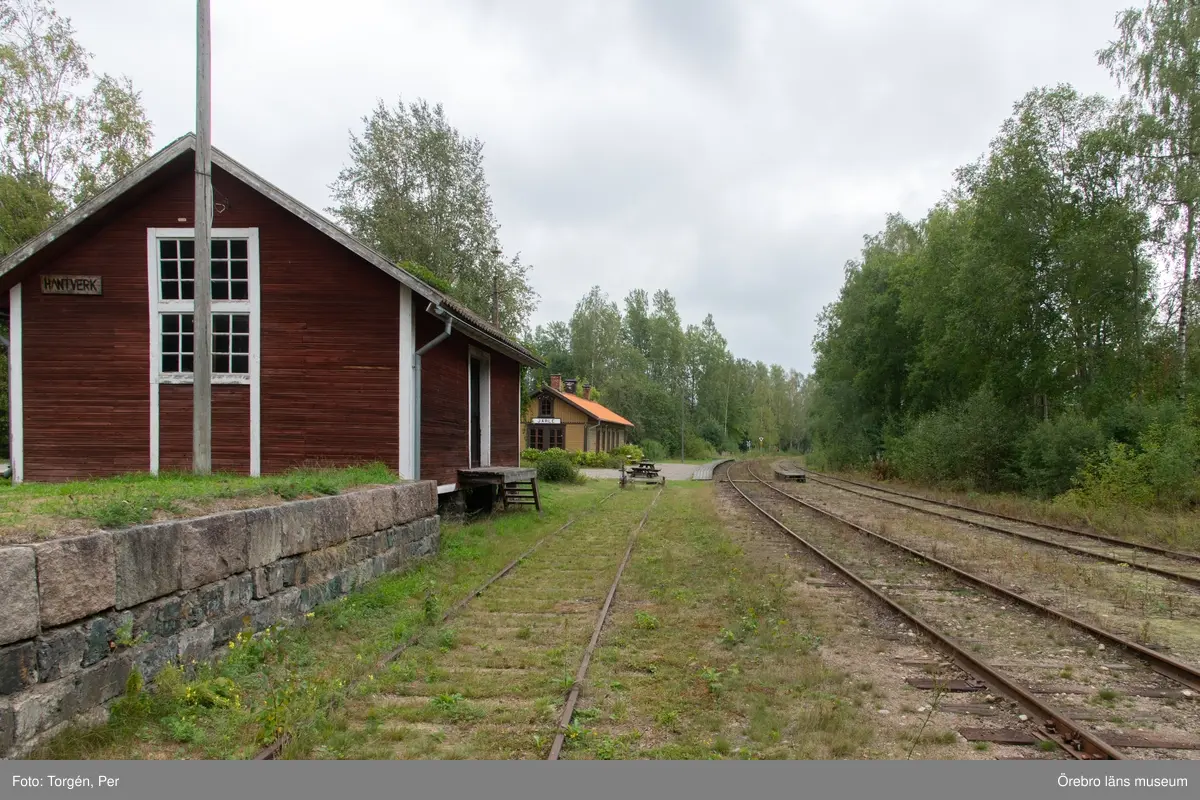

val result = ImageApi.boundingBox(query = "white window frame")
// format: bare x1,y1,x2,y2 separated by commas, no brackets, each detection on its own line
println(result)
467,345,492,468
147,227,261,475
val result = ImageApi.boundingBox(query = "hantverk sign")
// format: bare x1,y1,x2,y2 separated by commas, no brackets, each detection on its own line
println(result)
41,275,102,295
531,418,561,425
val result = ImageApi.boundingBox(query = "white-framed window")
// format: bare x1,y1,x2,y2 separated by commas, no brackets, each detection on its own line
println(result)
149,229,259,385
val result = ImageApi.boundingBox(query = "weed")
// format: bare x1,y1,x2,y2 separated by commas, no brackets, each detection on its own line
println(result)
437,628,457,652
974,741,989,752
713,737,732,756
700,666,724,696
634,610,660,631
1038,739,1058,752
516,626,532,640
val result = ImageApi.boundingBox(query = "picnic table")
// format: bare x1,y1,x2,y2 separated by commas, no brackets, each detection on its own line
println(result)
620,460,665,487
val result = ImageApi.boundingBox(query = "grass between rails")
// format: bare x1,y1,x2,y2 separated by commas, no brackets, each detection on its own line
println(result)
29,481,609,760
325,483,879,760
560,484,878,760
0,463,399,543
810,464,1200,555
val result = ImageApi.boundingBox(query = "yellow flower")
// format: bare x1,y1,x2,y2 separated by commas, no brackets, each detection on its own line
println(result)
229,642,235,649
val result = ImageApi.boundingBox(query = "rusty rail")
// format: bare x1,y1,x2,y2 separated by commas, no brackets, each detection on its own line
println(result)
747,465,1200,694
803,467,1200,566
802,472,1200,591
548,488,663,761
724,462,1122,760
254,490,621,761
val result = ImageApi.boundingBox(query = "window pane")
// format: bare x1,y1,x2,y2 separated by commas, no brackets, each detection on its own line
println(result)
212,282,229,301
181,281,194,300
180,240,194,258
180,260,194,281
213,314,229,333
181,334,193,353
232,334,249,353
163,354,179,372
213,334,230,353
161,261,178,280
163,334,179,353
160,240,178,259
213,354,230,373
181,314,194,333
231,240,248,259
212,261,228,279
182,355,194,372
231,261,247,280
231,354,249,374
231,314,249,334
161,282,178,301
162,314,179,334
231,282,248,300
212,239,228,259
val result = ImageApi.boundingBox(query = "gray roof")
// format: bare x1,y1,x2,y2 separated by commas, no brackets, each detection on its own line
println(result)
0,133,543,368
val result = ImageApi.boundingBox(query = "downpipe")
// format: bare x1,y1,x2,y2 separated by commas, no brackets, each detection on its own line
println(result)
413,303,453,482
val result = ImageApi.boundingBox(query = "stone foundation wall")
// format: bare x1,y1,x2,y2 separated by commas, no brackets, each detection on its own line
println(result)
0,481,440,758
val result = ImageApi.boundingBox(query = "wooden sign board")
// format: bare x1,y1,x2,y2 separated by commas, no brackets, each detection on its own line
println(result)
41,275,102,296
531,418,561,425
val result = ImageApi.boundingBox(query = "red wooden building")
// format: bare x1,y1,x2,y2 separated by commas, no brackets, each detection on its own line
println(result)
0,134,543,495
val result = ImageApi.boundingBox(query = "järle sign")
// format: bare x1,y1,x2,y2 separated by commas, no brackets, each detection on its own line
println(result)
41,275,102,295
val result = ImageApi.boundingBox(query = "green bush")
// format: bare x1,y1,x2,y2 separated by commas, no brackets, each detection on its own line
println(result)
1017,413,1104,498
887,384,1017,491
610,443,644,464
640,439,668,461
683,434,717,461
536,448,581,483
520,448,542,464
1061,417,1200,511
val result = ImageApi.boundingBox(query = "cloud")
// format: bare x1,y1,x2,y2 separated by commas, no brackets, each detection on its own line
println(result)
58,0,1132,374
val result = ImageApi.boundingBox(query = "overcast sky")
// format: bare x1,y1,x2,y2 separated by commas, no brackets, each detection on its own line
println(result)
60,0,1134,374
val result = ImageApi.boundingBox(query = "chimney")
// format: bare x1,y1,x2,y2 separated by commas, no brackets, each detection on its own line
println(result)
563,378,578,395
550,374,562,391
582,384,592,401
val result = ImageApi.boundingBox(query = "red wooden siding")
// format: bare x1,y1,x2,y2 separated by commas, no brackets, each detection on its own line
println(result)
10,149,526,483
15,166,196,482
158,385,250,473
417,311,468,486
490,354,520,466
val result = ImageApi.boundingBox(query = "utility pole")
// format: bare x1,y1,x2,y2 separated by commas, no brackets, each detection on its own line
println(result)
193,0,213,475
680,377,685,462
492,272,499,327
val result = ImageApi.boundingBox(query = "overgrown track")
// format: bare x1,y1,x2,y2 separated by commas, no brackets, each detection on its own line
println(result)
724,460,1200,759
548,487,663,761
803,468,1200,569
254,489,622,761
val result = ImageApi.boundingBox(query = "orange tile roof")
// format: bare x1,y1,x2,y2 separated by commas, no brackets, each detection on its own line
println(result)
548,388,634,427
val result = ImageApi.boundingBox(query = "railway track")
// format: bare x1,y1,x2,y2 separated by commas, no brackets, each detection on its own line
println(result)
803,467,1200,570
254,488,625,760
322,486,662,760
721,460,1200,760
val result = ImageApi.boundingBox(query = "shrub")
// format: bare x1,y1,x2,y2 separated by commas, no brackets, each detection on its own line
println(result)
1061,417,1200,511
536,448,581,483
610,443,644,464
640,439,668,461
1017,413,1104,498
887,384,1017,491
683,434,717,461
521,448,542,465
